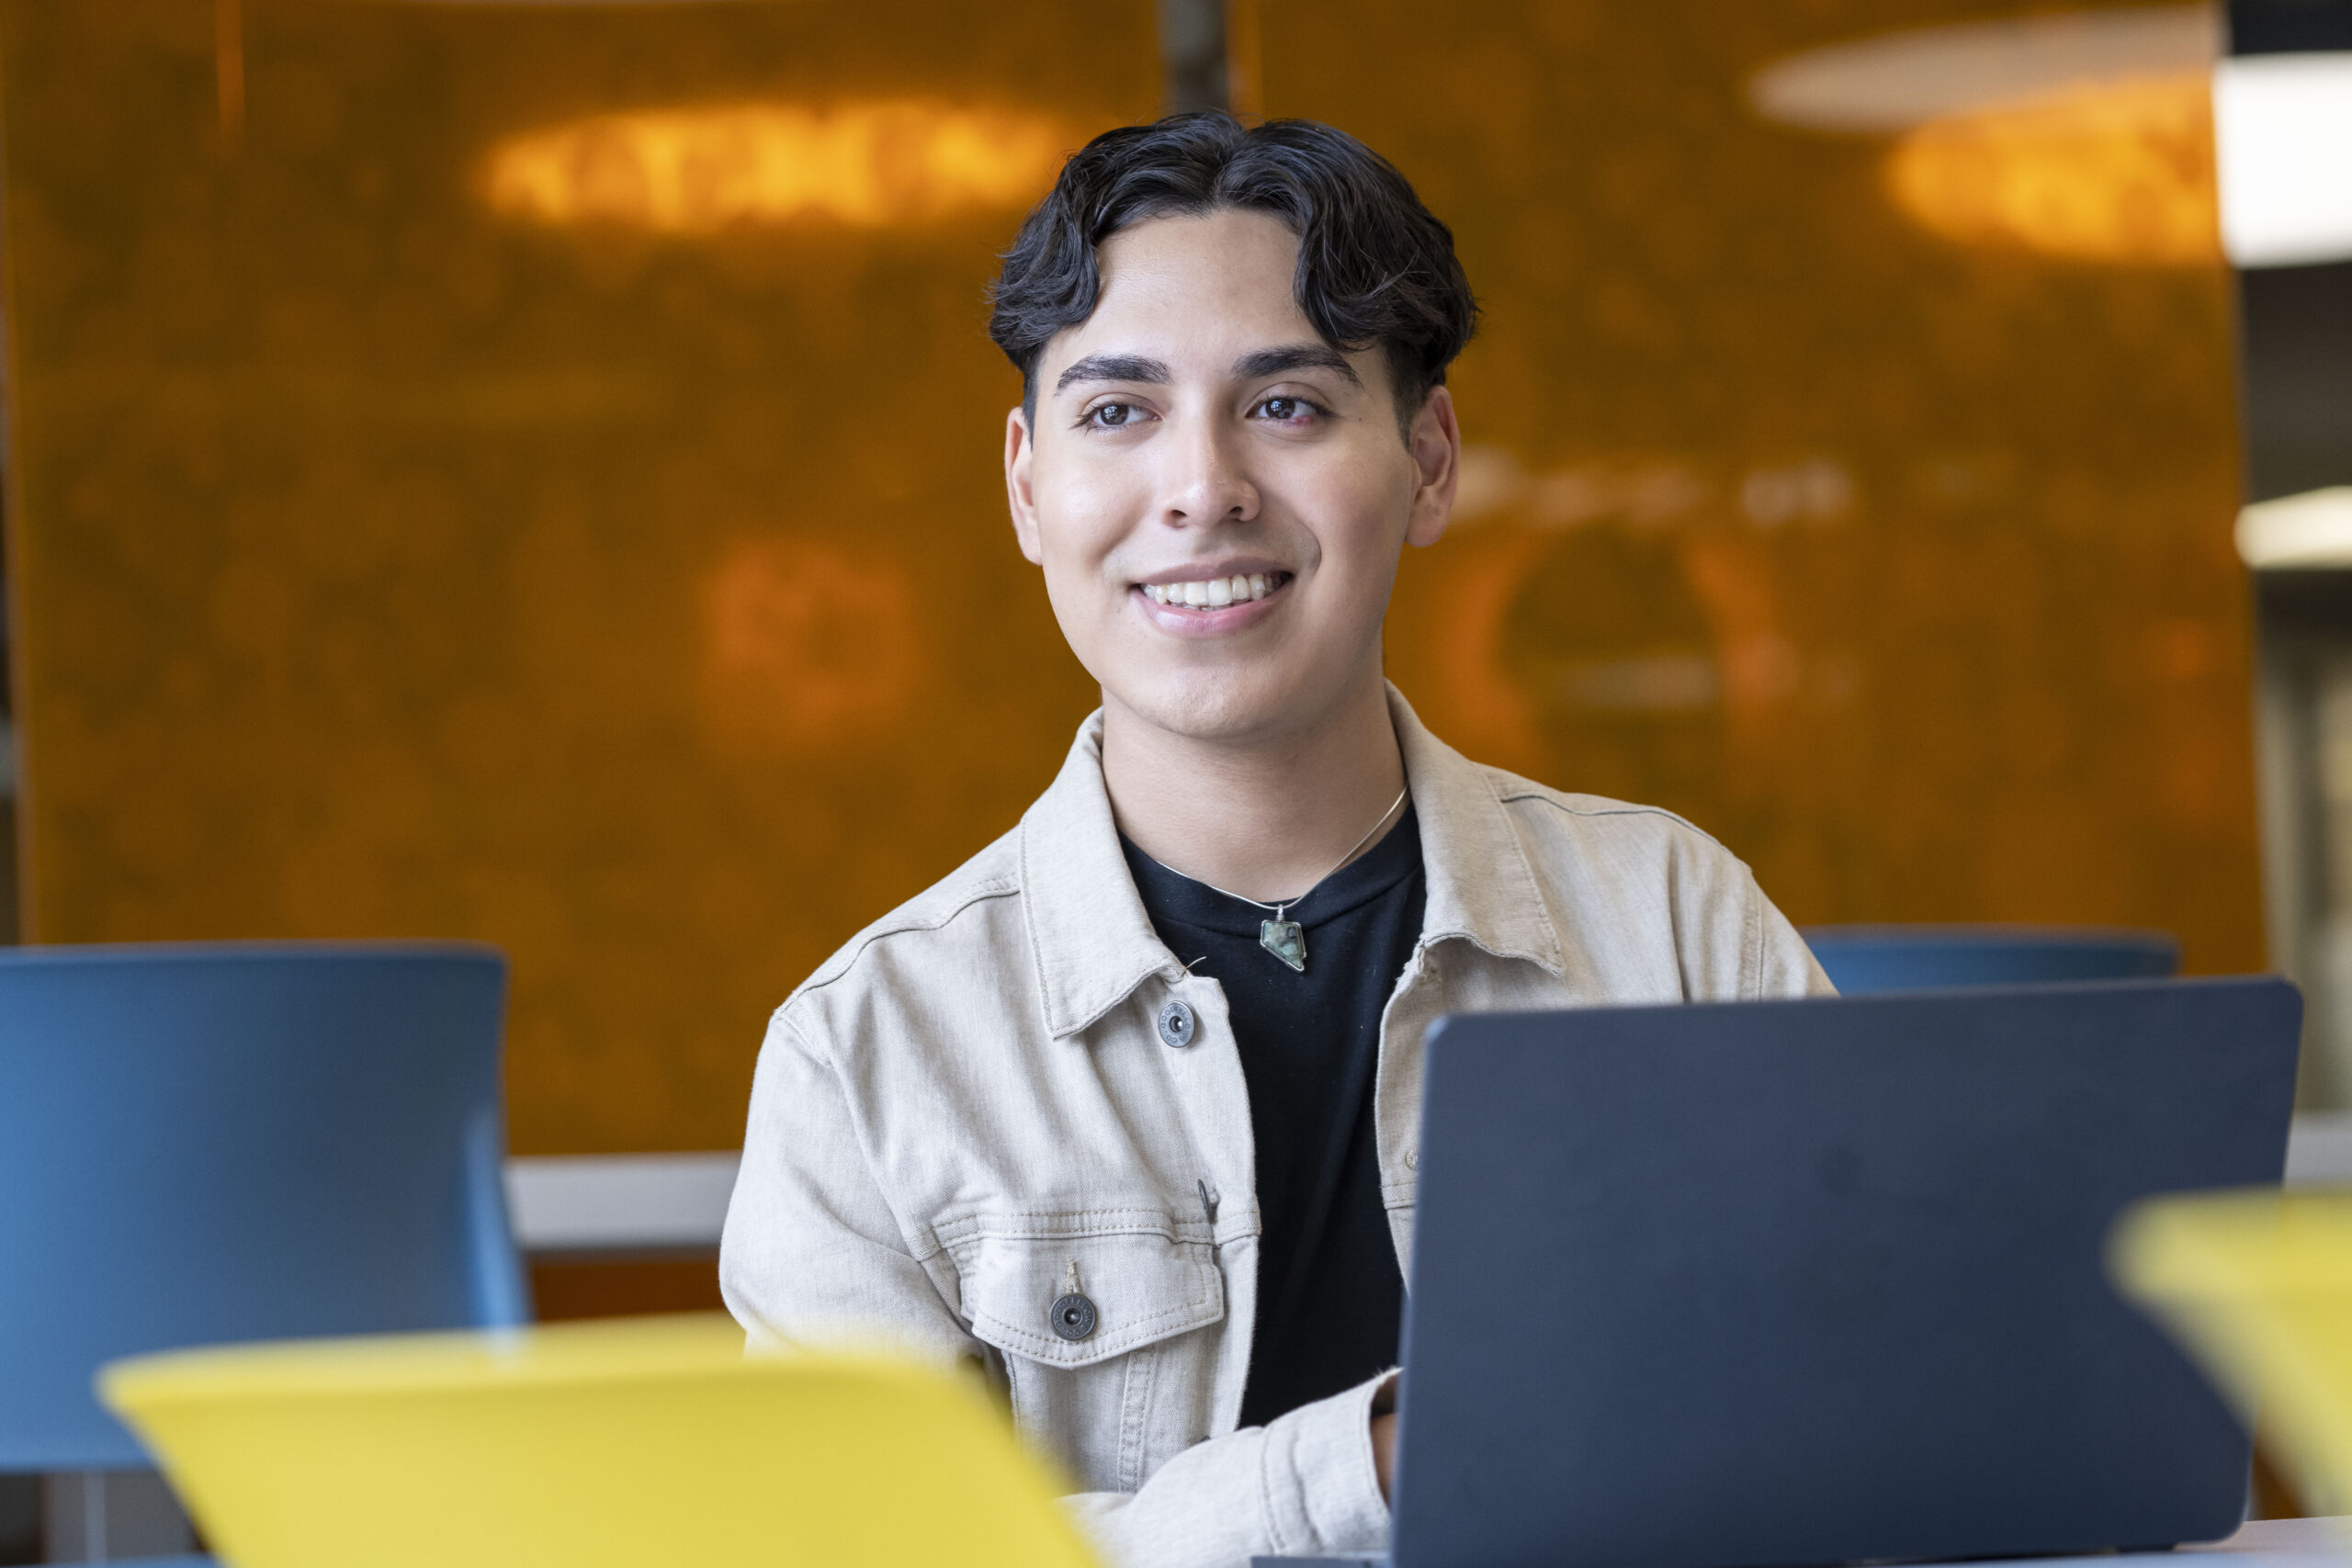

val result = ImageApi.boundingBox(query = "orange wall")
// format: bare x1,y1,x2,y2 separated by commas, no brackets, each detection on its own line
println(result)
1254,0,2264,973
0,1,1148,1152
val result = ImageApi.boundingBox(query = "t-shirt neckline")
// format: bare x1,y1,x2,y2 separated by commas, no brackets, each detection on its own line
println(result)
1119,804,1423,942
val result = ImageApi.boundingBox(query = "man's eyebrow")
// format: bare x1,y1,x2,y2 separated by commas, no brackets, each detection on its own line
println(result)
1055,353,1171,392
1233,344,1362,386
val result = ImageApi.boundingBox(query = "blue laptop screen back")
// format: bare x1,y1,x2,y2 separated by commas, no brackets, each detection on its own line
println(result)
1391,979,2300,1568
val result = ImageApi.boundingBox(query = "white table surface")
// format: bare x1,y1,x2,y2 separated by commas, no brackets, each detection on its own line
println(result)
503,1112,2352,1257
503,1150,739,1256
2194,1517,2349,1555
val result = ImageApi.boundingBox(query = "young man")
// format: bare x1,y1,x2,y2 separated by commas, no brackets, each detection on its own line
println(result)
721,115,1830,1568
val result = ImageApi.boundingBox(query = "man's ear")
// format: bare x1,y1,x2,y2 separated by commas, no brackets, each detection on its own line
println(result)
1005,403,1046,566
1405,385,1461,549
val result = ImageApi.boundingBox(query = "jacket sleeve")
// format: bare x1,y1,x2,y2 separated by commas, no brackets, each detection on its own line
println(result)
1749,869,1838,999
720,1008,974,1365
1651,828,1834,1004
1064,1371,1390,1568
719,1008,1391,1568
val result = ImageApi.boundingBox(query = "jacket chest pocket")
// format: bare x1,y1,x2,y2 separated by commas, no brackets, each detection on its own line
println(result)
949,1224,1226,1494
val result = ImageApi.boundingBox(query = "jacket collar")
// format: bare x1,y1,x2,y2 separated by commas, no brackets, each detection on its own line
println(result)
1017,686,1564,1040
1018,715,1182,1040
1388,686,1566,977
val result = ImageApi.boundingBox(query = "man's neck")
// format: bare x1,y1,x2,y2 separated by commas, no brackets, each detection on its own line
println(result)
1101,671,1409,905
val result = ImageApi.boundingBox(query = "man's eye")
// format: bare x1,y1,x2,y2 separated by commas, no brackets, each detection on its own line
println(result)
1258,396,1317,423
1087,402,1136,428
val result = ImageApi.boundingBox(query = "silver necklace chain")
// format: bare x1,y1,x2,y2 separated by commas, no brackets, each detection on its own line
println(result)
1194,785,1409,921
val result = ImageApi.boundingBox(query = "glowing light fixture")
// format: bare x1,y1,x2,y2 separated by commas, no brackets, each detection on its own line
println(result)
1752,6,2225,266
1884,73,2219,266
486,100,1072,232
2214,53,2352,267
2237,488,2352,570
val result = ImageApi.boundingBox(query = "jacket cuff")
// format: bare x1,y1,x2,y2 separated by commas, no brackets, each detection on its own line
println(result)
1257,1371,1394,1558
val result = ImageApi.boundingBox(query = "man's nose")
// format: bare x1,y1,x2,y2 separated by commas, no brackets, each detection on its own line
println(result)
1157,413,1258,528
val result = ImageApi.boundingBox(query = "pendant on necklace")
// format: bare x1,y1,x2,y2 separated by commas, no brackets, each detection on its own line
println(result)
1260,917,1307,973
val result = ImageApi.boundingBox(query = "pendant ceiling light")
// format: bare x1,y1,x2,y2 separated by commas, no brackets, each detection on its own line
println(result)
1749,6,2220,133
1749,4,2352,270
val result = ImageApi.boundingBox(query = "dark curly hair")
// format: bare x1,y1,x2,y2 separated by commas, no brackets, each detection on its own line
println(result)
989,113,1477,440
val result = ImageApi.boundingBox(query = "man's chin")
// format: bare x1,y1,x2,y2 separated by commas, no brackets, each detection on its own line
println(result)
1104,672,1329,747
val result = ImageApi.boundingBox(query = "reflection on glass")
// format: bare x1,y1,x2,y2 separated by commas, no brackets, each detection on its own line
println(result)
486,100,1075,231
700,535,924,754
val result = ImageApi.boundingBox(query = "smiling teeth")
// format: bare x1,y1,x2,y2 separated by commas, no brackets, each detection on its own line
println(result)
1145,573,1274,608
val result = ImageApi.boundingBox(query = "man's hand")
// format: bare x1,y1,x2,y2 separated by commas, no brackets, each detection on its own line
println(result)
1372,1412,1399,1500
1370,1372,1401,1501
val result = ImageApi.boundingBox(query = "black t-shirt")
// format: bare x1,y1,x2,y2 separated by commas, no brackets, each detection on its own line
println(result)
1120,807,1425,1427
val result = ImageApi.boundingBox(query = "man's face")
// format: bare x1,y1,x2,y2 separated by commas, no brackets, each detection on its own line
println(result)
1004,208,1458,748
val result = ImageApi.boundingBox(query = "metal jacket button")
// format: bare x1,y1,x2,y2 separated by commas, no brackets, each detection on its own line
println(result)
1050,1292,1098,1340
1157,999,1197,1049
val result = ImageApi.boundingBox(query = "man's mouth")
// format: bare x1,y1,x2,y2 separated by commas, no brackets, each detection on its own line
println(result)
1139,571,1291,609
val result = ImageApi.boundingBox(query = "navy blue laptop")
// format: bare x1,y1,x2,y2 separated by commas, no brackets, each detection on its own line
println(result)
1256,978,2301,1568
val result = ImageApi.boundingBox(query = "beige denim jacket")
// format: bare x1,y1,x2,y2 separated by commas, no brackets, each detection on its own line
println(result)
720,688,1832,1568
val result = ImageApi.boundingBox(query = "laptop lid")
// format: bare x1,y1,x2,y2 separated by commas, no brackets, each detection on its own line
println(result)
1389,978,2301,1568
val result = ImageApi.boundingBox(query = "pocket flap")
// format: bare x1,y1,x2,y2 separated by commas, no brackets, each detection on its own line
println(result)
957,1227,1225,1370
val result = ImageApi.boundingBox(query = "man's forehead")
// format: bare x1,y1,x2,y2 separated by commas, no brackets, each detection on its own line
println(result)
1095,206,1300,289
1040,213,1312,366
1030,209,1394,403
